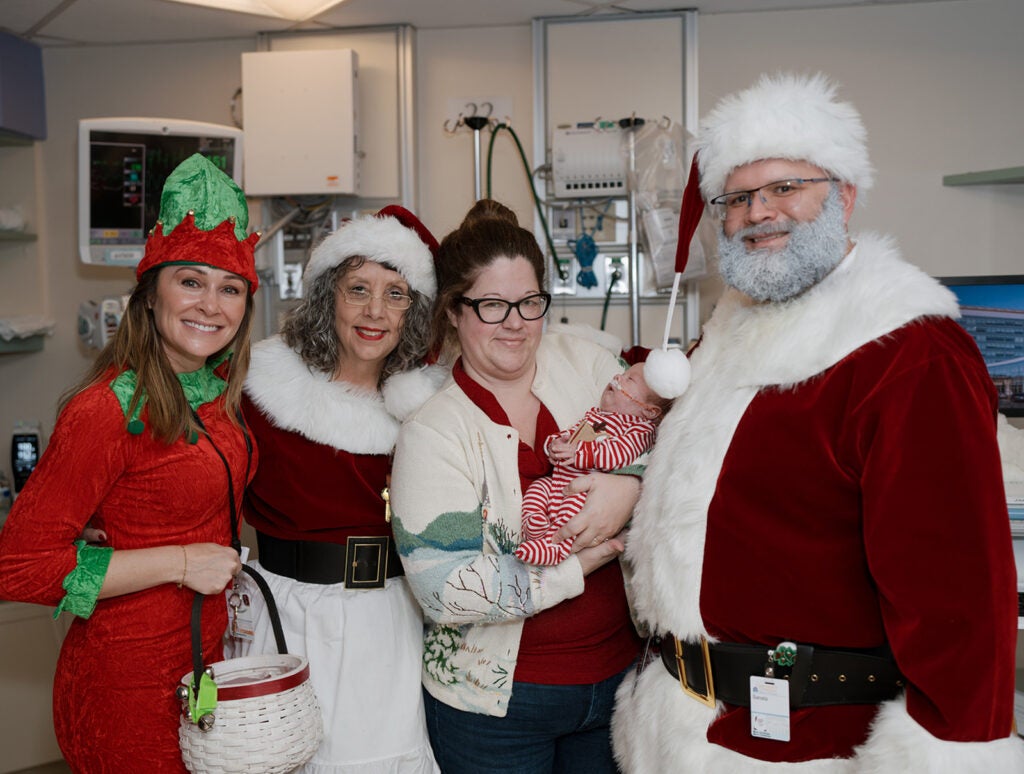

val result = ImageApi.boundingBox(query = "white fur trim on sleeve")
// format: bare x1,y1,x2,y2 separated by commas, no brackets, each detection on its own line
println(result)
382,364,449,422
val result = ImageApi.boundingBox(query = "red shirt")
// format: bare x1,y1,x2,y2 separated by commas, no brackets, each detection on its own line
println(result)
452,360,641,684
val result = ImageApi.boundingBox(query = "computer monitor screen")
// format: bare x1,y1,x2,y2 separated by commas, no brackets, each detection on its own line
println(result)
78,117,243,266
939,275,1024,417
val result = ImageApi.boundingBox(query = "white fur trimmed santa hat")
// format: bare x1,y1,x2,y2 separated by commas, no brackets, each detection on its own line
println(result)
304,204,438,299
695,71,874,201
648,72,874,402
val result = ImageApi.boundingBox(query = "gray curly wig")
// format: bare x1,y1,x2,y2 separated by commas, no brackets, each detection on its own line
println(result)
281,256,432,387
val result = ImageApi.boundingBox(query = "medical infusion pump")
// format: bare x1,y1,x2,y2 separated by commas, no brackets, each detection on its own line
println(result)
78,296,128,350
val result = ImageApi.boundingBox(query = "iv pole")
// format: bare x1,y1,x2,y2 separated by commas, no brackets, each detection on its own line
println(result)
444,102,494,202
465,115,489,201
620,115,645,349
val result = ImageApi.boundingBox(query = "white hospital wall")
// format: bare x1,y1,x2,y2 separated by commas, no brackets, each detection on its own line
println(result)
3,0,1024,486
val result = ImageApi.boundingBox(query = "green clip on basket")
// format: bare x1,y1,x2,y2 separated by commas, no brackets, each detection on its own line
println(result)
177,565,323,774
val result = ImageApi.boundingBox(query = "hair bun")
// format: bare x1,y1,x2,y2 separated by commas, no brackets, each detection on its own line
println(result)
461,198,519,228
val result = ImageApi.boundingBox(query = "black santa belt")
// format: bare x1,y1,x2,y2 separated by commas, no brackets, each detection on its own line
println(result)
256,531,403,588
660,635,905,709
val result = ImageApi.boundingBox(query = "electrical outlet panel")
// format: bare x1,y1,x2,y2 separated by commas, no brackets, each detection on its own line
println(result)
604,256,629,294
551,207,577,242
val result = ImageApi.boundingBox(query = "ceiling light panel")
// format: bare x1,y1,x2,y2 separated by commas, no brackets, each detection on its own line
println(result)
163,0,346,22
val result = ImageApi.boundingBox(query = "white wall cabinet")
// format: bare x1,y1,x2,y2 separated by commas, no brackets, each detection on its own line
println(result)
0,603,65,772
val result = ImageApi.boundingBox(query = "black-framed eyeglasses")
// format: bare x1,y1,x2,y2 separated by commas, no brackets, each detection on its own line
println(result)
709,177,839,217
341,286,413,310
457,293,552,324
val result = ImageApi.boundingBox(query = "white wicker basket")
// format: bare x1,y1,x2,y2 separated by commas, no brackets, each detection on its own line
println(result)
178,565,323,773
178,652,323,774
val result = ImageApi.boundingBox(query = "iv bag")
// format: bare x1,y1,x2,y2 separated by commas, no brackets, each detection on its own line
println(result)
635,122,706,288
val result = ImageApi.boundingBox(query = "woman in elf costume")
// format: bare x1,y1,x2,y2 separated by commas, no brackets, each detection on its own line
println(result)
0,154,259,771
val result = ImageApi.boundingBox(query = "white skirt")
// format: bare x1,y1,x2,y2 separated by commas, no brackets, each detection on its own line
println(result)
225,561,438,774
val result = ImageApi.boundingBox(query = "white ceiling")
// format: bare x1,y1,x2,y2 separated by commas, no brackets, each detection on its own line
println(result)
2,0,954,47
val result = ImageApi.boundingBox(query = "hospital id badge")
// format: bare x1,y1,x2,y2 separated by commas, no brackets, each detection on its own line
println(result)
227,550,255,642
749,675,790,742
227,585,255,641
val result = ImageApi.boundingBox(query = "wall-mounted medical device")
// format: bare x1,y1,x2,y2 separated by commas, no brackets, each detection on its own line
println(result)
77,117,243,267
77,296,128,350
11,421,42,495
551,125,627,199
241,48,360,196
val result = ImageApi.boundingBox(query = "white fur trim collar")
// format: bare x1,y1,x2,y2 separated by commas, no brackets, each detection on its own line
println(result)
626,234,959,637
244,335,399,454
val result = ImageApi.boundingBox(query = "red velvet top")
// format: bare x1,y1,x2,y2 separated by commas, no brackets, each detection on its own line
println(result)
241,393,391,542
452,360,641,684
700,318,1017,761
0,379,252,771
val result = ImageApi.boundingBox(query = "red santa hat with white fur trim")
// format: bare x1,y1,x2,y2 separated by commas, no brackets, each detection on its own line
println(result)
304,204,439,299
648,73,873,402
305,205,445,421
695,71,873,202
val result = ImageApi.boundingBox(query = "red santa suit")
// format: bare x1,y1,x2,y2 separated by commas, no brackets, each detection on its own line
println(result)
613,234,1024,772
231,334,438,773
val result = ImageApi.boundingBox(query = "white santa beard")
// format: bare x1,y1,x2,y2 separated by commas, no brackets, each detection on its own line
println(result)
717,187,848,303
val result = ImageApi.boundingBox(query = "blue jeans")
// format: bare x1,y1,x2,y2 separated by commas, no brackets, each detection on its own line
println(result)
423,666,629,774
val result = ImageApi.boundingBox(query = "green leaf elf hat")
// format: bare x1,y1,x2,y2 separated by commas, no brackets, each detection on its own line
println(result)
135,153,260,293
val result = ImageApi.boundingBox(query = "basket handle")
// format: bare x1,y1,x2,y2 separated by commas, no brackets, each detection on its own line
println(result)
189,564,289,698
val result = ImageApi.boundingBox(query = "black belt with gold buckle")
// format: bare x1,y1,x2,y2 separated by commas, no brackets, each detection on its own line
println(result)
256,531,403,588
659,635,904,709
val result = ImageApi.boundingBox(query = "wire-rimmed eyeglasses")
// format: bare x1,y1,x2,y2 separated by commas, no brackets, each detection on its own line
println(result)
340,287,413,310
709,177,838,219
457,293,552,324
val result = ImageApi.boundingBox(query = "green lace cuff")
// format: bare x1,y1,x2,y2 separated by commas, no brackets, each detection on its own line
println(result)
54,541,113,620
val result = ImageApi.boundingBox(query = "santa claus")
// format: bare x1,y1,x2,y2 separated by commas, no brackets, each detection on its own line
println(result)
612,72,1024,773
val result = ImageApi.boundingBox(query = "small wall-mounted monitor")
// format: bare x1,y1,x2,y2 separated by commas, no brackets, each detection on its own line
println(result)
939,274,1024,417
78,117,243,266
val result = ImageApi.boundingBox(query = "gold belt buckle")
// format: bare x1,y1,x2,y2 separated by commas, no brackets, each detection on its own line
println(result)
344,536,389,589
674,636,716,707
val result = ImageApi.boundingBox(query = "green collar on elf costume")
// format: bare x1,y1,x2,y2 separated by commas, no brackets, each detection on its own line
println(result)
110,352,230,441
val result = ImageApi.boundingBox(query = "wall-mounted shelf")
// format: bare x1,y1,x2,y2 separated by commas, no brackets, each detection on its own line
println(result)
943,167,1024,186
0,231,36,243
0,129,33,147
0,335,44,354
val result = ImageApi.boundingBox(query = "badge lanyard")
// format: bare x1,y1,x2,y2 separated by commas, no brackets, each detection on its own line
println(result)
191,407,252,553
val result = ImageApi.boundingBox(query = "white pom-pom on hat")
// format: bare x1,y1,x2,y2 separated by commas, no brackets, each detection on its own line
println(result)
645,347,691,399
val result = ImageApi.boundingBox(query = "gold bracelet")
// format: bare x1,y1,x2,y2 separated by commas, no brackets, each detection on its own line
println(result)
177,545,188,589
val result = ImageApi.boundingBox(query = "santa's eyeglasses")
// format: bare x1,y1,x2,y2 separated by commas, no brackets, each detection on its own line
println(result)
709,177,838,220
